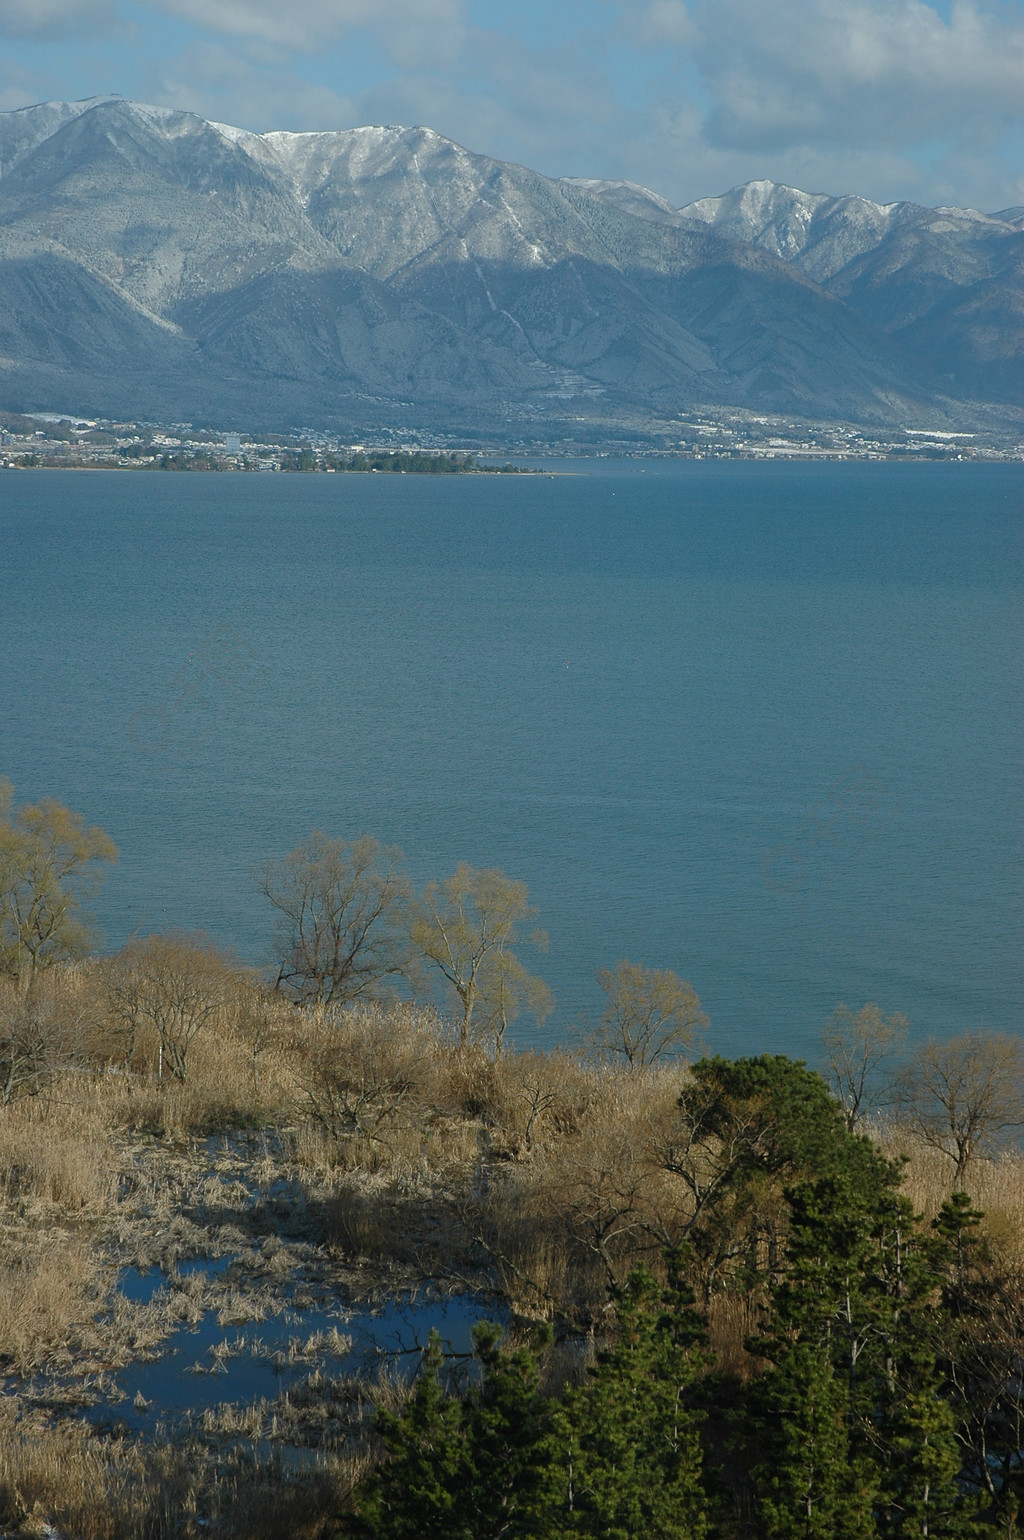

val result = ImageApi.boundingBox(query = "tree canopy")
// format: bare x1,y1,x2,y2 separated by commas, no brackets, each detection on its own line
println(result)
590,959,707,1070
0,779,117,989
410,863,552,1050
255,832,412,1006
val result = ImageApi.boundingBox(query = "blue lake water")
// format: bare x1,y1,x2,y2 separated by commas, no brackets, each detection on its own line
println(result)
102,1273,494,1428
0,462,1020,1062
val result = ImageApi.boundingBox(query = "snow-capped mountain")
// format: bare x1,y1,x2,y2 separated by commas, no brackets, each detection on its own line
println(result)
0,98,1018,433
587,175,1024,404
678,177,1021,271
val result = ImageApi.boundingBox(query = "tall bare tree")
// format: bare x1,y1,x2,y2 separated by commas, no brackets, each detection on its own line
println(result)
895,1032,1024,1184
0,973,93,1104
108,932,233,1081
822,1001,907,1131
475,943,554,1055
589,959,706,1071
0,779,117,990
410,863,551,1049
255,832,412,1006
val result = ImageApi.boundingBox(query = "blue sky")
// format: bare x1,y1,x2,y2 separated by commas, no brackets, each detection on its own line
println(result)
1,0,1022,209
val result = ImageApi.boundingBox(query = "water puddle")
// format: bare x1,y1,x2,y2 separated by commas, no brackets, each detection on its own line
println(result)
92,1272,502,1437
116,1265,166,1304
14,1137,508,1456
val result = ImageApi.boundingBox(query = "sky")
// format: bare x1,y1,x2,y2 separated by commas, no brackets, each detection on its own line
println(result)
1,0,1022,211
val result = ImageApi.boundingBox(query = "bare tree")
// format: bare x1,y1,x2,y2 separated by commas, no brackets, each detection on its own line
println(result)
103,949,151,1073
518,1078,560,1156
109,933,233,1081
301,1003,436,1148
0,975,91,1104
896,1032,1024,1184
475,943,553,1056
255,832,412,1006
559,1126,661,1283
410,863,552,1049
234,982,289,1095
588,959,706,1071
822,1001,907,1131
0,779,117,991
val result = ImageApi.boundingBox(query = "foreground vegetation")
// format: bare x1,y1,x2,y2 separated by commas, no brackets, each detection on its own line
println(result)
3,976,1024,1538
2,784,1023,1537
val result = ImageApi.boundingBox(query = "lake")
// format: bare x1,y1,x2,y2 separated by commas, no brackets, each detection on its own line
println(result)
0,460,1020,1062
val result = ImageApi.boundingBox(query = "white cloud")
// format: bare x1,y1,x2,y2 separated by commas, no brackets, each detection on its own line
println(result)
0,0,116,37
137,0,1024,213
1,0,1021,211
148,0,466,64
630,103,944,202
341,29,624,180
628,0,695,45
689,0,1024,150
142,43,360,130
591,0,1024,207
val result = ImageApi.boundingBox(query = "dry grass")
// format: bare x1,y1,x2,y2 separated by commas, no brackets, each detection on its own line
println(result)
0,1234,109,1373
707,1292,765,1379
0,1407,362,1539
881,1118,1024,1260
4,962,1024,1531
315,1044,694,1319
4,974,1023,1320
0,1092,115,1213
90,1009,302,1138
0,1073,119,1374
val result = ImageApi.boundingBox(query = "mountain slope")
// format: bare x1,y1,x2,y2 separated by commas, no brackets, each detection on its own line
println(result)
672,180,1024,405
0,99,1012,432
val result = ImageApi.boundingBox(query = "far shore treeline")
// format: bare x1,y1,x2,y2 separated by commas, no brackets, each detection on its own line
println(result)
3,778,1024,1538
1,430,527,475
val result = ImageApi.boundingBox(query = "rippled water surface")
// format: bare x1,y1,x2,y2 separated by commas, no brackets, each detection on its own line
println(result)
1,461,1020,1059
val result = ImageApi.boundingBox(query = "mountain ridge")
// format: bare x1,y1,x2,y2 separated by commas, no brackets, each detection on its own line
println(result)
0,98,1019,436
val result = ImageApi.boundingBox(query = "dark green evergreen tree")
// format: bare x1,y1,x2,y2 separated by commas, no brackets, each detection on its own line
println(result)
347,1262,711,1539
341,1061,1017,1540
933,1193,988,1323
929,1194,1024,1535
459,1321,551,1536
669,1056,889,1305
885,1389,965,1538
870,1191,985,1538
757,1339,875,1540
344,1321,550,1540
532,1258,710,1539
349,1329,467,1539
752,1174,886,1539
754,1171,980,1539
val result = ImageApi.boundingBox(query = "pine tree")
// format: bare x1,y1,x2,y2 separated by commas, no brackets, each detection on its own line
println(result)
927,1194,1014,1536
758,1340,875,1540
754,1172,975,1539
753,1175,884,1539
349,1330,467,1539
532,1259,709,1538
932,1193,988,1322
459,1321,550,1537
869,1189,971,1538
345,1322,551,1540
669,1055,893,1307
885,1389,967,1538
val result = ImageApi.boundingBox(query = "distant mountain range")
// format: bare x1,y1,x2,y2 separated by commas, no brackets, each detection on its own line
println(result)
0,97,1020,438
